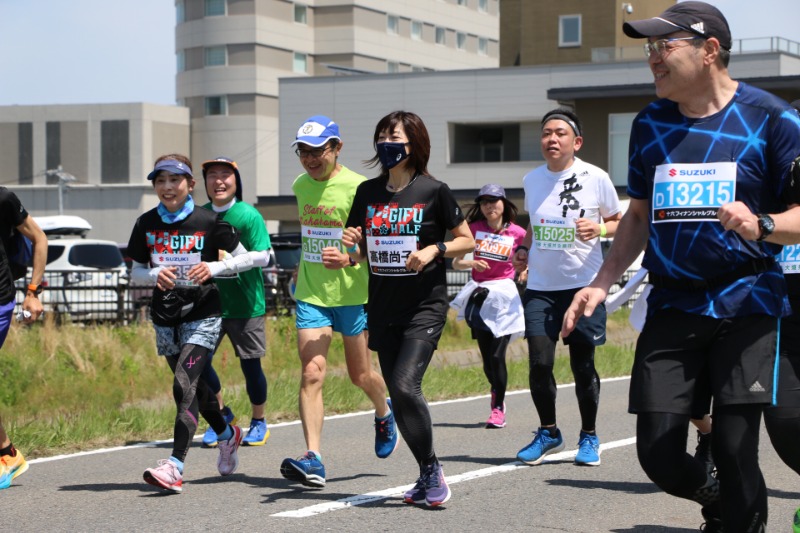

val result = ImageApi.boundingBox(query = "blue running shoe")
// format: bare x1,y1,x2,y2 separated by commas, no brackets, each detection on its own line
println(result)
280,451,326,488
375,399,398,459
574,431,601,466
423,462,451,507
0,463,11,490
517,427,564,465
242,419,270,446
403,475,427,505
202,407,237,448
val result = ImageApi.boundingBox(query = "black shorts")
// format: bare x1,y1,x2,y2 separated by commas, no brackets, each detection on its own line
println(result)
774,314,800,407
368,318,445,353
629,308,778,414
523,288,607,346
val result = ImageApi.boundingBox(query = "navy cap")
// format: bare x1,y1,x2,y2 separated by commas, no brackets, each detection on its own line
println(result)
476,184,506,201
147,160,193,181
623,1,732,51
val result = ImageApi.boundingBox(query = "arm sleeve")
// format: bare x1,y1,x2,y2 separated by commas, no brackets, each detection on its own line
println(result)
206,242,264,277
131,260,161,285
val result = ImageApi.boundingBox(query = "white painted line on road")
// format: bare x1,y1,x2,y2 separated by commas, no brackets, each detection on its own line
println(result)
27,376,632,466
271,436,637,518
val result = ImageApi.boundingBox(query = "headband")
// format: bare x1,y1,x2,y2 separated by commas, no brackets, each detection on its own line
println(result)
542,114,581,137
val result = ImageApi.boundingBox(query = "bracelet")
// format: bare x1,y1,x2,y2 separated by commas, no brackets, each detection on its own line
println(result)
516,245,529,254
599,224,607,238
346,244,358,253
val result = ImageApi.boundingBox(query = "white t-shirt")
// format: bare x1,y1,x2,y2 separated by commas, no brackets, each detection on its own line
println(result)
523,157,620,291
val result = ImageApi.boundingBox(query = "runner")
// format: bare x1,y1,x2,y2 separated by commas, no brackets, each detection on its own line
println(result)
0,188,47,490
513,108,621,467
343,110,475,506
450,184,526,428
562,3,800,530
128,156,257,493
279,116,396,489
199,156,273,448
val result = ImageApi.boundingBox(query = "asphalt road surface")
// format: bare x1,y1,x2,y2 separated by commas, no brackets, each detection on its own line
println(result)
4,377,798,532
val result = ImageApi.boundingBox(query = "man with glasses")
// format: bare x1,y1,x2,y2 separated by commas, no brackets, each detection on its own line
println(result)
280,115,396,488
562,2,800,531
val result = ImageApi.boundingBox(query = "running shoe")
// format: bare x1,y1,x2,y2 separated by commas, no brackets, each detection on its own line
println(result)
793,507,800,533
694,430,716,478
485,405,506,429
201,406,237,448
574,431,601,466
422,462,451,507
700,505,723,532
217,425,243,476
143,459,183,494
280,451,326,488
242,419,270,446
517,427,564,465
375,399,398,459
403,475,428,505
0,450,28,489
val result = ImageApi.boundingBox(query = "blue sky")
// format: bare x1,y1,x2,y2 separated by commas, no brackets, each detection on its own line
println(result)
0,0,796,106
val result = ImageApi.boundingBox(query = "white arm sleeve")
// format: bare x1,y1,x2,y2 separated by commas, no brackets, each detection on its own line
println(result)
206,243,266,277
131,260,162,285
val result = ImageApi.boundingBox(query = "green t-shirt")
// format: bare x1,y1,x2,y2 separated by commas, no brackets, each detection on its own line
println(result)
202,200,270,318
291,165,368,307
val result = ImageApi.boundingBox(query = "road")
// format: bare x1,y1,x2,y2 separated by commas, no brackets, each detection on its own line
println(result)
4,377,798,532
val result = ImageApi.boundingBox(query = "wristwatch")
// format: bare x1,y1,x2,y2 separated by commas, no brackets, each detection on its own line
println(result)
27,283,43,295
756,214,775,241
435,242,447,257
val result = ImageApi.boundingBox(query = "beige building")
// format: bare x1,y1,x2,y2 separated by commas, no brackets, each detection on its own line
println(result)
176,0,500,203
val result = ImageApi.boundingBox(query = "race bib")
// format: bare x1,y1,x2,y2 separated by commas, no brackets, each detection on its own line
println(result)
777,244,800,274
532,214,575,250
152,252,201,287
301,225,344,263
474,231,515,261
652,162,736,223
367,236,417,276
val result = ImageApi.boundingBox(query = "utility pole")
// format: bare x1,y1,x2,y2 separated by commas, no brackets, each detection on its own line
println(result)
46,165,77,215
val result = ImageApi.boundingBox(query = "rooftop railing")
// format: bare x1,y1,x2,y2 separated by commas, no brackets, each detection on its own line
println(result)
592,36,800,62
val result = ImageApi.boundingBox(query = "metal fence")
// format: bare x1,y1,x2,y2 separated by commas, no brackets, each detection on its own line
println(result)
15,268,646,324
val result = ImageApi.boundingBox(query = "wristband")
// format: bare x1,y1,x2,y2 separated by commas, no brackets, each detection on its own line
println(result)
346,244,358,253
599,224,607,238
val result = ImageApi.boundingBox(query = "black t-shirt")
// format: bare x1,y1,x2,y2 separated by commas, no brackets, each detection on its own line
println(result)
346,174,465,328
0,188,29,305
127,206,239,325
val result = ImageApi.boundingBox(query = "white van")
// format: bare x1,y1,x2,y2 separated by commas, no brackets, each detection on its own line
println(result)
16,216,131,322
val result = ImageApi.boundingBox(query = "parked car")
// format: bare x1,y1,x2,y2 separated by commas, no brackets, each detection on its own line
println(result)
15,217,131,322
264,234,302,314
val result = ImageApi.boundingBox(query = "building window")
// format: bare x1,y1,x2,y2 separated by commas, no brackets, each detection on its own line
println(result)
387,14,399,35
18,123,33,185
176,0,185,23
177,50,185,72
294,4,307,24
435,26,446,45
608,113,636,187
205,0,225,16
46,122,61,182
205,46,226,66
456,32,466,50
387,61,400,73
559,14,582,47
411,66,424,72
478,0,488,12
451,123,521,163
205,96,228,116
101,120,129,184
411,20,422,41
293,52,308,73
478,37,488,56
457,0,467,6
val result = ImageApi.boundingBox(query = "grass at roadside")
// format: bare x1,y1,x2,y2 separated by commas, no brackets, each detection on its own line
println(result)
1,309,635,458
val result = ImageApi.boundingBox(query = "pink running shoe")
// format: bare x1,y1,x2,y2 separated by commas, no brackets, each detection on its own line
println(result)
143,459,183,493
485,406,506,429
217,425,243,476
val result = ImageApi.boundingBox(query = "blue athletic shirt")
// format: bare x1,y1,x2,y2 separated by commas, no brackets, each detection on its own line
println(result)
628,82,800,318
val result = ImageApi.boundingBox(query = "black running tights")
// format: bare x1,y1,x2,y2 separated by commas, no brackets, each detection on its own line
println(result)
764,405,800,476
637,406,767,532
527,335,600,430
166,344,227,462
474,329,510,409
378,338,437,469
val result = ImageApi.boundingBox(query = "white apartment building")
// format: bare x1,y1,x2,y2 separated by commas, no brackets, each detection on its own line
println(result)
175,0,500,203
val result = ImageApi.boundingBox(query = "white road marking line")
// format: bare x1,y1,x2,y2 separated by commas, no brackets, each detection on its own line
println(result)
271,436,637,518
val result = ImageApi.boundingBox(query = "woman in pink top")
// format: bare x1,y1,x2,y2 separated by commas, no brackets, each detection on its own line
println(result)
452,184,527,428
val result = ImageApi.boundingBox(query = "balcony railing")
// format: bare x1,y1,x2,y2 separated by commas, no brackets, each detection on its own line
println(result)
593,36,800,62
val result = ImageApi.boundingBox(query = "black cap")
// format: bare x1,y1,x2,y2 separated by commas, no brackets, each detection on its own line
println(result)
623,1,732,51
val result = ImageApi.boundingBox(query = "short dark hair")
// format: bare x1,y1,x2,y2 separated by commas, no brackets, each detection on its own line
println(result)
541,109,583,137
366,111,431,178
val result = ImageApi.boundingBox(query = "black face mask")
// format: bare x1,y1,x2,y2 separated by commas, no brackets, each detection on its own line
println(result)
376,142,409,170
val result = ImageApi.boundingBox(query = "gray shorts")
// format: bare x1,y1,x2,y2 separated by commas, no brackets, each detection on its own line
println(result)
217,316,267,359
154,317,222,357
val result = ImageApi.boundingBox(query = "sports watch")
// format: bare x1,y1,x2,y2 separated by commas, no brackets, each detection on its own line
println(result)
756,214,775,241
27,283,43,295
435,242,447,257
